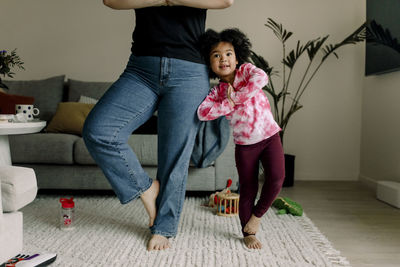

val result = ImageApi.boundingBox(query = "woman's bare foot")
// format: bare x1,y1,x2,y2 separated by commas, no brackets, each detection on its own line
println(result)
147,234,170,251
140,179,160,227
244,235,262,249
243,214,261,235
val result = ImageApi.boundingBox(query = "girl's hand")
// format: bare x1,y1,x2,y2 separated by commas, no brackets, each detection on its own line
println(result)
227,84,235,107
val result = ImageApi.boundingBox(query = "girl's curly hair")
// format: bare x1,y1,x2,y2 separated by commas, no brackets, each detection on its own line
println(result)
199,28,252,79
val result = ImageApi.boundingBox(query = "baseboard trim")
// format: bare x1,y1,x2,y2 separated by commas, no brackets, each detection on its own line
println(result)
359,174,378,191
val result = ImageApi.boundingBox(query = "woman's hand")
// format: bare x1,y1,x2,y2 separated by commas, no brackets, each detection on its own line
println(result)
103,0,167,10
165,0,233,9
103,0,232,9
227,84,235,107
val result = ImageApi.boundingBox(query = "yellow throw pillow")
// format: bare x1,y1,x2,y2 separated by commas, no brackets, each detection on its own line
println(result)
46,102,95,135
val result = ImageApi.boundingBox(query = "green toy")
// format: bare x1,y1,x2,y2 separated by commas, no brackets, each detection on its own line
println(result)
272,197,303,216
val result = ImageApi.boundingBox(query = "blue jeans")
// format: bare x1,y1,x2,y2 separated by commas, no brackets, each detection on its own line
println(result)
82,55,209,237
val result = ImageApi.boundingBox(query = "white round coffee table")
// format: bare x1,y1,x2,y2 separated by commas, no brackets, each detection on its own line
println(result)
0,120,46,165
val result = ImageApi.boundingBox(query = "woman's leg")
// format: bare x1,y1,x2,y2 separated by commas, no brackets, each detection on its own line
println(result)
149,58,209,238
82,55,160,204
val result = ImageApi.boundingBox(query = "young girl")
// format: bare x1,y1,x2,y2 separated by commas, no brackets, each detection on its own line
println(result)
198,28,285,249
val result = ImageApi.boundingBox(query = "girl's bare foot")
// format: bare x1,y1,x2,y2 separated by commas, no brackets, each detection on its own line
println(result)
147,234,170,251
140,179,159,227
243,214,261,234
244,235,262,249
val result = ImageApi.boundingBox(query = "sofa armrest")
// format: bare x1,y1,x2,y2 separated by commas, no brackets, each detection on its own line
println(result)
214,133,238,191
0,166,37,212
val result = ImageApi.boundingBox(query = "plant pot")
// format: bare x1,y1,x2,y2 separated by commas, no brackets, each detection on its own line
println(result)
0,78,8,91
283,154,295,187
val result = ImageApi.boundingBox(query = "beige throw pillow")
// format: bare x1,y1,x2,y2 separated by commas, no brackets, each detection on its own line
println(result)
46,102,95,135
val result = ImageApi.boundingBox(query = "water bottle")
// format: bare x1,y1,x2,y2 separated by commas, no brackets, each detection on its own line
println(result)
59,197,75,230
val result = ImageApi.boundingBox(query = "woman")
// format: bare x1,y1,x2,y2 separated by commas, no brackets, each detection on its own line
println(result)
83,0,233,251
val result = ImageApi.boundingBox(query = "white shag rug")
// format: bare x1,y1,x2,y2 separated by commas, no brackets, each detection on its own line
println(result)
20,195,351,267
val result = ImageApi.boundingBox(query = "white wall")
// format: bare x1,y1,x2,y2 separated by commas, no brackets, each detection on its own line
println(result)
1,0,133,81
361,71,400,186
0,0,366,181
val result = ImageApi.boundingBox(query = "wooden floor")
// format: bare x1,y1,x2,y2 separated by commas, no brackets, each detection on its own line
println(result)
278,181,400,267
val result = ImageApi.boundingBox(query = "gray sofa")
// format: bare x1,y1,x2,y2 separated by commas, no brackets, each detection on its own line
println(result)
5,76,238,192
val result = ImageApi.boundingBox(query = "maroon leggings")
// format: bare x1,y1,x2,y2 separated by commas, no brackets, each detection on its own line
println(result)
235,133,285,236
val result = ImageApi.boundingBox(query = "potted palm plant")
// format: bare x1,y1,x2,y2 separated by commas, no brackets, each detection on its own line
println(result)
251,18,367,186
0,49,25,90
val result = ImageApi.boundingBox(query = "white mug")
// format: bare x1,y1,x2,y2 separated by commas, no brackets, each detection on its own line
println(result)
15,104,40,121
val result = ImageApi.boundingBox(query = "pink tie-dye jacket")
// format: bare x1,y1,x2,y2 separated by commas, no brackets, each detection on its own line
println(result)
197,63,281,145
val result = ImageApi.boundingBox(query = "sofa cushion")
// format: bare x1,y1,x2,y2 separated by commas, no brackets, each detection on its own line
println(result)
67,79,112,102
9,133,80,164
0,91,35,114
0,166,37,212
4,75,65,121
46,102,95,135
78,95,98,104
74,134,158,165
128,135,157,165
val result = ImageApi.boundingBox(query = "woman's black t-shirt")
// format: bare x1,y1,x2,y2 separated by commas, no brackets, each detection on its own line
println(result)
131,6,206,64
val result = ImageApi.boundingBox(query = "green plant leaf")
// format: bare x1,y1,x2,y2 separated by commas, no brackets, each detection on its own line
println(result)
322,22,367,60
283,40,313,68
250,20,366,143
265,18,293,43
306,36,329,60
263,85,277,98
250,51,273,76
0,48,25,77
322,44,340,59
